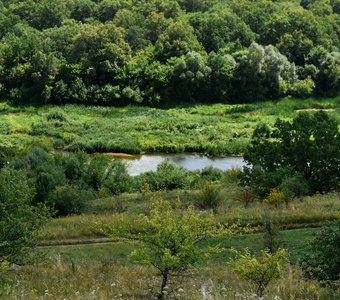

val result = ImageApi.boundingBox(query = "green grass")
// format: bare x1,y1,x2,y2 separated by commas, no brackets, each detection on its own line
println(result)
7,227,332,299
40,227,320,266
39,189,340,243
1,97,339,155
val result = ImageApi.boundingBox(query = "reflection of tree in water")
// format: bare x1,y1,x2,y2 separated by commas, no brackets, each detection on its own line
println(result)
125,155,245,175
169,154,188,163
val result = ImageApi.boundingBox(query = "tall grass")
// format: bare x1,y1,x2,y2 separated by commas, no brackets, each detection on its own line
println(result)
2,262,337,299
39,191,340,243
1,97,339,154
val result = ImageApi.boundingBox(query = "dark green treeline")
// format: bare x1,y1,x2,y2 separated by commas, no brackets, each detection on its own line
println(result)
0,0,339,105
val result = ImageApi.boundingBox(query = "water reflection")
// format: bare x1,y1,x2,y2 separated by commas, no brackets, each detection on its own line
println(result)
116,154,245,176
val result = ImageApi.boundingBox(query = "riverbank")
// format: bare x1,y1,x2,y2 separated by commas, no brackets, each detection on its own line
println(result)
1,97,339,156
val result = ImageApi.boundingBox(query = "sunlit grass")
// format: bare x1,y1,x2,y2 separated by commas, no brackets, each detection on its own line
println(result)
39,190,340,243
1,97,339,154
3,261,336,299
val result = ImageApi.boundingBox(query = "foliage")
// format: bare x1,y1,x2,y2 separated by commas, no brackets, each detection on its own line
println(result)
0,168,50,264
264,189,286,207
302,221,340,283
242,112,340,196
0,0,338,105
137,160,191,191
194,181,223,213
48,185,96,216
229,248,289,299
262,214,283,254
103,159,131,195
98,200,235,298
235,187,257,208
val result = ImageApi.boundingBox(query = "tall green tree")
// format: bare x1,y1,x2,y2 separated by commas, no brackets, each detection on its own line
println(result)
242,111,340,195
154,20,202,61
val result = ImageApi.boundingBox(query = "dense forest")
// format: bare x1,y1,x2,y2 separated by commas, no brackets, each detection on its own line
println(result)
0,0,339,105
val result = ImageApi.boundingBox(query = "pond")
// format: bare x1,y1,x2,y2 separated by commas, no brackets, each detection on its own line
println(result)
109,153,246,176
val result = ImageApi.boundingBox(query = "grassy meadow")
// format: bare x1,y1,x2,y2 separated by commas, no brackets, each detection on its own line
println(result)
39,189,340,243
3,187,339,299
1,97,339,155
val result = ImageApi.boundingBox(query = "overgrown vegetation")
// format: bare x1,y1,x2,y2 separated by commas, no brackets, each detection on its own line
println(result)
0,0,339,298
0,98,339,155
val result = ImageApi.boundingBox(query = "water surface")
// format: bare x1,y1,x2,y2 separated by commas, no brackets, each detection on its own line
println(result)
114,154,245,176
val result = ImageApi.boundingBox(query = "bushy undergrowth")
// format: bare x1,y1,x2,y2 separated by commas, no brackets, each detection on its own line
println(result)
1,146,242,217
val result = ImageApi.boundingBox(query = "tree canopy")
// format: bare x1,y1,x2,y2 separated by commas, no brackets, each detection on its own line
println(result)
0,0,338,105
242,111,340,196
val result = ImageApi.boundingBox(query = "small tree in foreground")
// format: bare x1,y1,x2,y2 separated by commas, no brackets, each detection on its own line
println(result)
229,248,289,300
98,200,241,299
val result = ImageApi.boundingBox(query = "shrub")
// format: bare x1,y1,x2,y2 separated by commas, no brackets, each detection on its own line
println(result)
59,152,86,182
224,167,241,185
279,174,309,205
194,182,223,213
264,189,285,207
137,160,191,191
46,109,67,122
236,187,257,208
262,214,283,254
229,248,289,300
200,166,224,182
48,185,96,216
0,168,50,264
103,160,132,195
0,147,15,169
84,156,111,190
242,112,340,195
302,222,340,283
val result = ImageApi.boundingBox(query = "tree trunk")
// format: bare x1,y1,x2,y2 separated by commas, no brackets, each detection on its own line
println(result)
257,286,264,300
158,268,169,300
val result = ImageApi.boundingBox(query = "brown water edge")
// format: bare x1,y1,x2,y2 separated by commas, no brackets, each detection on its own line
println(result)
89,152,142,159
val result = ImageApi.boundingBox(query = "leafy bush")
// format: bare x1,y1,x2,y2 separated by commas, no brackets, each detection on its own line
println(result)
194,181,223,213
48,185,96,216
84,156,111,191
302,222,340,283
137,160,191,191
236,187,257,208
279,174,309,205
242,112,340,195
200,166,224,182
229,248,289,299
103,160,132,195
262,214,283,254
0,168,50,264
265,189,286,207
